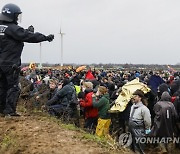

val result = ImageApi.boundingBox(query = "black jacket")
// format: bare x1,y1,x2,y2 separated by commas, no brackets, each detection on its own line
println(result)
0,21,47,66
151,92,178,137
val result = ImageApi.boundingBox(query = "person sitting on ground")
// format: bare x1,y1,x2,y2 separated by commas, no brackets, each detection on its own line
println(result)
45,79,74,115
44,78,79,126
36,78,59,105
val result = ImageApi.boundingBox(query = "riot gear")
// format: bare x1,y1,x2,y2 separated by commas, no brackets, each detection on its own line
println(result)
0,3,22,22
0,3,54,116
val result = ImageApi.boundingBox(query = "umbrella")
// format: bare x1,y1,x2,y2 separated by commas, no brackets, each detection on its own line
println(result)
76,65,86,73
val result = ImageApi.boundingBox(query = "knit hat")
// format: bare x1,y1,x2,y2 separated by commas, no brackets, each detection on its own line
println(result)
133,89,145,98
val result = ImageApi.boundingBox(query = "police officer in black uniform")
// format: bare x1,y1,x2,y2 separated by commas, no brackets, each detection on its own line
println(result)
0,3,54,116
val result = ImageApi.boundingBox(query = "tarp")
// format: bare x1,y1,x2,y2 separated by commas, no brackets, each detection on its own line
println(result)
109,78,150,113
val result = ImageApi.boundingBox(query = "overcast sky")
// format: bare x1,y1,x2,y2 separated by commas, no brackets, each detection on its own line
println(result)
1,0,180,65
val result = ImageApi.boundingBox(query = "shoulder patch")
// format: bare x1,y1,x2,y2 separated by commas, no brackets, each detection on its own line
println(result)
0,25,8,36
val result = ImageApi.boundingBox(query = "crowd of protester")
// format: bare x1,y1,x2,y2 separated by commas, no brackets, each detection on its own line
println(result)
15,66,180,153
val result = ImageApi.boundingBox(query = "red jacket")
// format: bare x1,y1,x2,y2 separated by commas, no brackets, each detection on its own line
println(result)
80,91,98,118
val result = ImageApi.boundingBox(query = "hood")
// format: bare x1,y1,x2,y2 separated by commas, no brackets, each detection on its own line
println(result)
160,91,171,102
158,83,169,94
108,83,115,91
170,80,180,95
62,78,70,87
85,88,93,94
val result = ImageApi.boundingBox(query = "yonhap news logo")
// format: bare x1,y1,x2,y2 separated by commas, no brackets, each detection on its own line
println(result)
119,132,132,147
135,136,180,144
119,132,180,147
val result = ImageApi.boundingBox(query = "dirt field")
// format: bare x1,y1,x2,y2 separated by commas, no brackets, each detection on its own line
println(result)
0,112,128,154
0,110,180,154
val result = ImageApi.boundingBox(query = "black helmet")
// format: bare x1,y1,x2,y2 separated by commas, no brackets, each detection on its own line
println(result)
0,3,22,22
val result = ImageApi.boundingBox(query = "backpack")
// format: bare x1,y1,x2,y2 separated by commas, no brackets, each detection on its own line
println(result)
68,86,78,106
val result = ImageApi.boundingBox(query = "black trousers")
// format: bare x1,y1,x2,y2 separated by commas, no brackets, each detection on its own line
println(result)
84,117,98,130
0,66,20,114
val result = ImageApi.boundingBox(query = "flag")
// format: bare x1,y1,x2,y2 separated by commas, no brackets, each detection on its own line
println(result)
167,65,176,74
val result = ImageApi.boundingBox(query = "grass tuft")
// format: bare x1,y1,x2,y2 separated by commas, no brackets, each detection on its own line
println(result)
0,134,16,149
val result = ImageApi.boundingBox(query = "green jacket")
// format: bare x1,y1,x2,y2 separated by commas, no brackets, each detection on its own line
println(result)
93,93,110,119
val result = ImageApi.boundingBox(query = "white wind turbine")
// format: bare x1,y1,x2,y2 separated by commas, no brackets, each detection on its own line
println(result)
59,27,65,66
39,42,42,68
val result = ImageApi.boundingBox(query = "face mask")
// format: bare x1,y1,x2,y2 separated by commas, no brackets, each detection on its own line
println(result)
17,13,22,23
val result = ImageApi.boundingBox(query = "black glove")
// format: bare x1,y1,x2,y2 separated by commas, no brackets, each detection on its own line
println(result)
27,25,34,33
46,34,54,42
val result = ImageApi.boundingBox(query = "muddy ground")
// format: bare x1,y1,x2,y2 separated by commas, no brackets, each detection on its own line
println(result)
0,109,180,154
1,79,179,154
0,111,131,154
